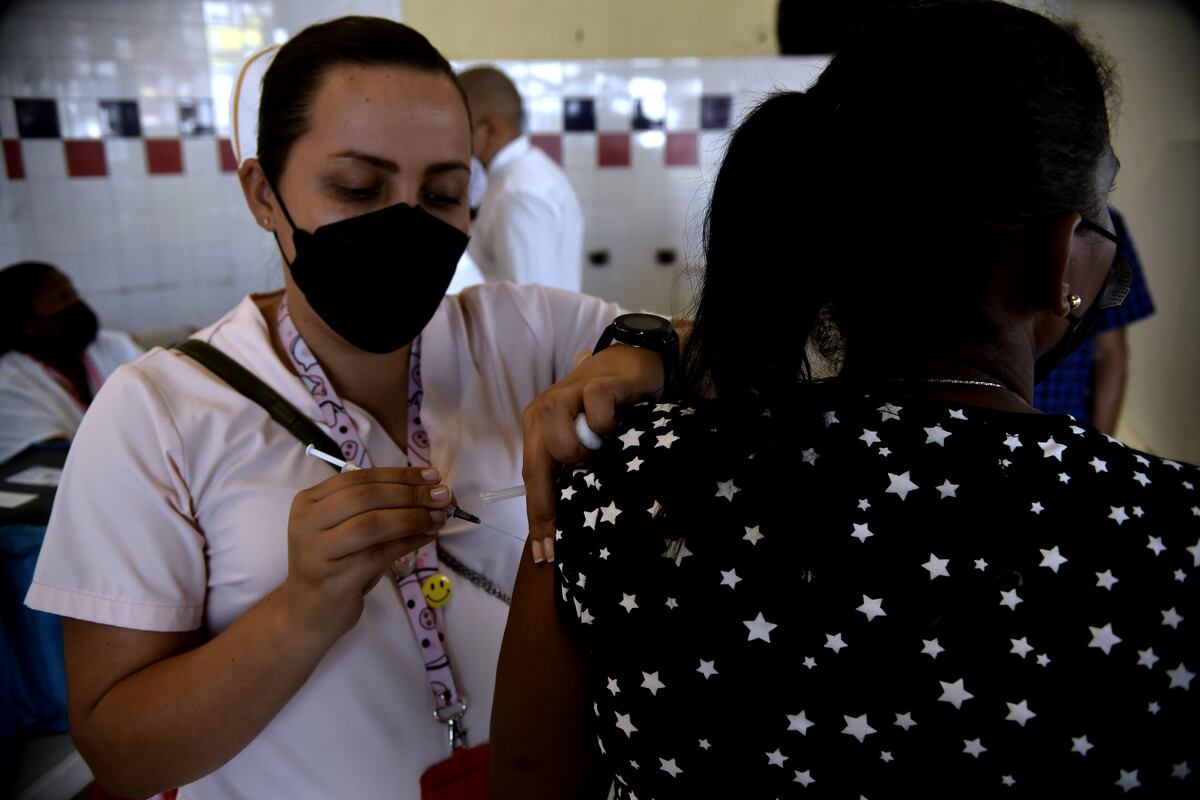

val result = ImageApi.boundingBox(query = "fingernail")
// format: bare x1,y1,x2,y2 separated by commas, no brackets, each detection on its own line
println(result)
430,510,446,525
422,468,440,483
543,537,556,563
531,538,546,564
430,486,450,501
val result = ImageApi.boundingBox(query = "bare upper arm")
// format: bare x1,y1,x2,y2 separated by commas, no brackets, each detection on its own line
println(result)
491,540,595,798
63,618,204,731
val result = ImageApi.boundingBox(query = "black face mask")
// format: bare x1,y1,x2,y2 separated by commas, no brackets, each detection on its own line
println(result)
1033,297,1102,385
273,192,469,354
20,301,99,363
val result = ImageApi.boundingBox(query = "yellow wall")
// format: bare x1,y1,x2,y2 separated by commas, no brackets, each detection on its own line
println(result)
403,0,780,59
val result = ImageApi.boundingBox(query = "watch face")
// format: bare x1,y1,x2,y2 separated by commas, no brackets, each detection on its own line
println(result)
618,312,670,333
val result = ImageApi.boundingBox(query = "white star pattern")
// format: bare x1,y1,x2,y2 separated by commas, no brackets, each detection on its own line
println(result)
599,547,611,560
1000,589,1023,611
793,770,814,787
1039,546,1068,573
921,639,945,659
886,471,920,501
664,597,678,610
619,593,638,613
880,751,894,763
937,480,959,499
626,457,643,472
1115,769,1140,793
715,479,740,502
1072,735,1093,755
661,538,692,566
1036,653,1052,667
823,411,839,427
1132,471,1150,486
648,500,663,518
1031,501,1044,514
1162,607,1183,629
617,428,643,449
1088,623,1122,655
653,403,675,413
607,677,620,695
655,431,680,449
787,711,815,735
857,498,871,510
851,523,874,543
842,714,876,743
1148,701,1161,715
743,526,764,545
1166,662,1195,690
1147,536,1166,556
744,613,777,643
975,558,989,571
1173,762,1192,780
1090,457,1108,473
949,408,967,420
720,569,742,589
939,678,975,709
802,448,820,465
1039,437,1067,461
825,633,848,653
860,429,881,447
1010,637,1034,658
803,656,817,669
1003,433,1023,451
652,418,668,429
659,758,682,778
924,425,951,446
561,486,577,501
1006,699,1037,727
641,672,665,696
600,501,622,525
1109,506,1129,525
895,712,917,731
857,595,886,621
878,403,902,421
1137,648,1159,669
963,738,987,758
766,749,788,767
615,711,637,738
922,553,950,580
1096,570,1118,591
698,739,710,750
1002,775,1016,787
697,660,718,679
1189,538,1200,567
583,473,601,489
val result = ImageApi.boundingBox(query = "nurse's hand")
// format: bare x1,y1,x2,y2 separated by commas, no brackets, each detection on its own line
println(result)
522,344,664,563
282,466,451,643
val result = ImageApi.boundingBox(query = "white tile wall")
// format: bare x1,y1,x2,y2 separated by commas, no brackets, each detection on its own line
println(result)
1,0,827,334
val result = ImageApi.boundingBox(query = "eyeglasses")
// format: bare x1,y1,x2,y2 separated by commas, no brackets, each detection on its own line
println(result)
1077,215,1133,310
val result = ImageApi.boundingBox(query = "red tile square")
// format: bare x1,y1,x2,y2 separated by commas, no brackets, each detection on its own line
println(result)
665,132,699,167
529,134,563,166
597,133,630,168
218,138,238,172
64,139,108,178
145,138,184,174
3,139,25,180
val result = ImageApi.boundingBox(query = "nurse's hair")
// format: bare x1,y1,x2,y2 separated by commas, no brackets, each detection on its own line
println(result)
257,16,467,188
682,0,1116,405
0,261,58,355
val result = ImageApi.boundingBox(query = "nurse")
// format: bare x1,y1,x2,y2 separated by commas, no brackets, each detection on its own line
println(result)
24,17,633,798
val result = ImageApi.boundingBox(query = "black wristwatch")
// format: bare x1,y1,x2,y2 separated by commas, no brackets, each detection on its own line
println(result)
593,312,680,394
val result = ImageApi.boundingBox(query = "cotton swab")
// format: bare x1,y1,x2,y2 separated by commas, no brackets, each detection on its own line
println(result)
304,444,481,524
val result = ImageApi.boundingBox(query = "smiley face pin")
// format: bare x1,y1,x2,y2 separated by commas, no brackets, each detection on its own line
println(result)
421,573,453,608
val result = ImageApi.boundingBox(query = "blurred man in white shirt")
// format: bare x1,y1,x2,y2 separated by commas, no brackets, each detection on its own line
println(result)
459,66,584,292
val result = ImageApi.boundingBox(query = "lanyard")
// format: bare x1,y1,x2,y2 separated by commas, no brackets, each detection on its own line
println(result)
276,296,469,748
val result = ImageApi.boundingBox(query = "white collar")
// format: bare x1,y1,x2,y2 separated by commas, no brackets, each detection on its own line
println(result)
487,136,531,177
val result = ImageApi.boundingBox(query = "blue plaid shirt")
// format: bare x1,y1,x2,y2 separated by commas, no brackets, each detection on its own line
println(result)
1033,210,1155,422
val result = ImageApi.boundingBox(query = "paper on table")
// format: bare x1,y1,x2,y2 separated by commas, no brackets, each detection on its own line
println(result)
0,490,38,509
5,466,64,488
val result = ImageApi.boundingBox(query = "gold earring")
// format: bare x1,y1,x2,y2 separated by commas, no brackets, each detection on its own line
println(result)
260,217,272,229
1068,293,1082,310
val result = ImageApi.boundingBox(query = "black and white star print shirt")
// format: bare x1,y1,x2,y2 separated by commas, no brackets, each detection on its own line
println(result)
553,389,1198,798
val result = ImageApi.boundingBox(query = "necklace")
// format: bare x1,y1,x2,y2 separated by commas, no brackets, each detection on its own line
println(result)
884,376,1012,392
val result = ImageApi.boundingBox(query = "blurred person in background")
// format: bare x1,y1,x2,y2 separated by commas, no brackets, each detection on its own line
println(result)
1033,209,1154,434
459,66,585,291
0,261,143,465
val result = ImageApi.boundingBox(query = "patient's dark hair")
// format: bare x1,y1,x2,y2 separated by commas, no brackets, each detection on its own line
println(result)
682,0,1116,404
257,16,467,188
0,261,58,355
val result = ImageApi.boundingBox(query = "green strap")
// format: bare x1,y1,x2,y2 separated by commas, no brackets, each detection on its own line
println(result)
174,338,342,458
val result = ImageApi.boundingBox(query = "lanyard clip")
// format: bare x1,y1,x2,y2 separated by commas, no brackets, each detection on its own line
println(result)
434,699,469,751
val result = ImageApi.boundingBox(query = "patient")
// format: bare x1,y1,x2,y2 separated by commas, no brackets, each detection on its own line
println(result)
492,2,1198,797
0,262,142,464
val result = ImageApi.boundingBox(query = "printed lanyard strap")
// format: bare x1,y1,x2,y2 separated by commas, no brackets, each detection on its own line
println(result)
277,297,468,747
